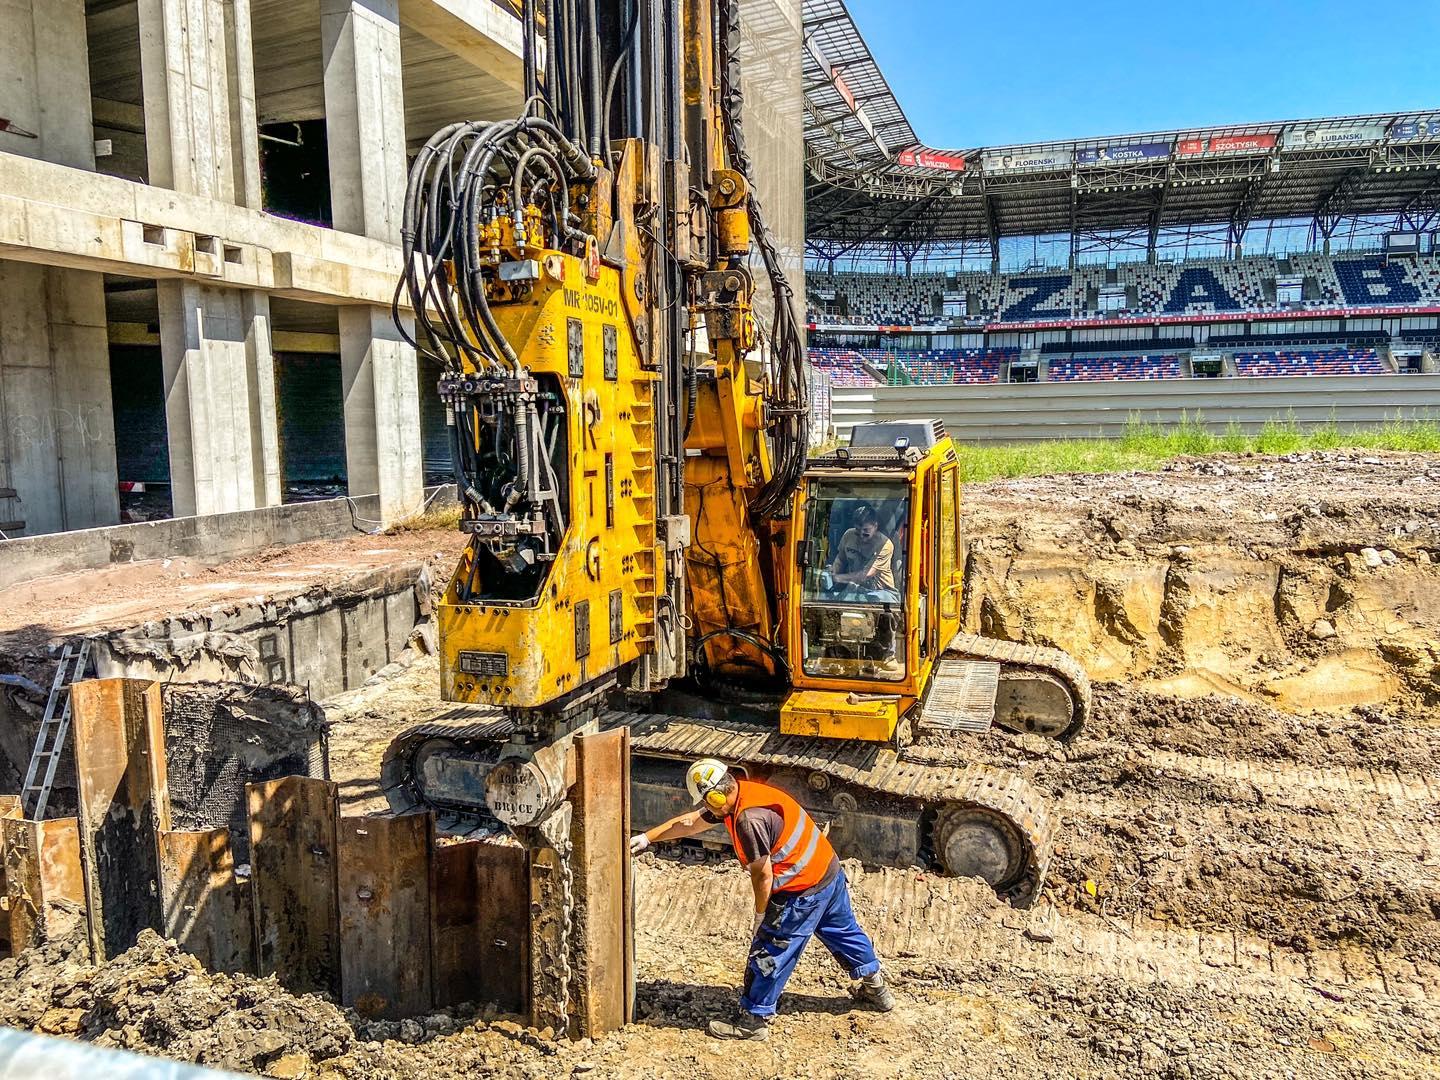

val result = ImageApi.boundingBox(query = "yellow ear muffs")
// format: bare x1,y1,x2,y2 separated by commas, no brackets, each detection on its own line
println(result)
705,787,727,811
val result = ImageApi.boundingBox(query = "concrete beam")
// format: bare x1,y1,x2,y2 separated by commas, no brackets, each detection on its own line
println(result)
90,98,146,135
399,0,527,92
109,322,342,355
0,153,409,309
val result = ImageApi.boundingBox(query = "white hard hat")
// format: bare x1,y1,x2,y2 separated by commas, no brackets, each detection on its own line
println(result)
686,758,730,805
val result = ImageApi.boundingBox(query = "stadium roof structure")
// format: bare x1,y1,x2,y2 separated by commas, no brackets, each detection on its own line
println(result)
801,2,1440,264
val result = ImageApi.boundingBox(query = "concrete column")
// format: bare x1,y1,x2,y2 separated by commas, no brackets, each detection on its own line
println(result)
0,0,118,536
322,0,407,239
137,0,262,206
157,283,280,518
323,0,423,521
139,0,280,517
339,306,423,522
0,0,97,169
0,264,120,535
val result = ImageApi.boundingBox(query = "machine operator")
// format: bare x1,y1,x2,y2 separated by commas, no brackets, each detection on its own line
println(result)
828,505,895,591
630,758,895,1041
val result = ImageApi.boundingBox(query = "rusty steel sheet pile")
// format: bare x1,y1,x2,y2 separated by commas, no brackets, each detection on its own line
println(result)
0,676,635,1038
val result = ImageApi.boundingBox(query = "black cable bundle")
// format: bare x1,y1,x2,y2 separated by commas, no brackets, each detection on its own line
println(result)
392,110,594,375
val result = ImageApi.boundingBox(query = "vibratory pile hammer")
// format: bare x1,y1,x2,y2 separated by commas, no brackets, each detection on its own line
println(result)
389,0,1087,1038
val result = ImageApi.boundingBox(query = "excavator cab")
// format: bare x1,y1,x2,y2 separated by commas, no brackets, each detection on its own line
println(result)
781,420,964,743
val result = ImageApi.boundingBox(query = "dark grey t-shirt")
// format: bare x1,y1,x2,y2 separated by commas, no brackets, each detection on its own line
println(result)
703,806,840,897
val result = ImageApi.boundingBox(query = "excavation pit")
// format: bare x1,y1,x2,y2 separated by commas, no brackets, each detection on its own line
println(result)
1,455,1438,1077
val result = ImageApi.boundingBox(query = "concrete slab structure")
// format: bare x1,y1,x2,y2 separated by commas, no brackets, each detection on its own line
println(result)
0,0,527,537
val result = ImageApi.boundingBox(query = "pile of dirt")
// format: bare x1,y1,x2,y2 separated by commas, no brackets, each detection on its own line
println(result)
1006,684,1440,962
0,928,572,1079
0,930,355,1074
1084,685,1437,771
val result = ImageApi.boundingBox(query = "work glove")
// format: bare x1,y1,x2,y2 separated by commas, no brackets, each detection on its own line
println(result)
629,833,651,856
752,912,764,936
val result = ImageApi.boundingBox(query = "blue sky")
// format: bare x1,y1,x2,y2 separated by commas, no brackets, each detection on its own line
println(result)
844,0,1440,148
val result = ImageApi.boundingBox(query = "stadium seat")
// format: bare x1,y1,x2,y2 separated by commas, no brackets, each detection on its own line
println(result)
1046,355,1182,382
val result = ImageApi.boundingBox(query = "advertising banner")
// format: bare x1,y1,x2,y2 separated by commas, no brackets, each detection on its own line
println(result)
896,146,967,172
1076,142,1171,166
1177,132,1278,155
982,148,1073,173
1284,124,1386,150
1390,117,1440,142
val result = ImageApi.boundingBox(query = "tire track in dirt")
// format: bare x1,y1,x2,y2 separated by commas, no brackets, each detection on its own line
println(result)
633,859,1440,1004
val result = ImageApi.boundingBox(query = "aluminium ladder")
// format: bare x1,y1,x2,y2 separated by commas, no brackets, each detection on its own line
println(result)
19,638,92,820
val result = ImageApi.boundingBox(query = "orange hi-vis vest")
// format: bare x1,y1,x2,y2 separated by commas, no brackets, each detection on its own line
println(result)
724,779,836,894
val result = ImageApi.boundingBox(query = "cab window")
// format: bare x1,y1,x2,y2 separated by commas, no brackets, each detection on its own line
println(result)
799,479,910,682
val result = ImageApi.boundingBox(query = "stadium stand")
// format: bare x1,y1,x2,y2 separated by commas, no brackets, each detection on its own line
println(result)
1048,355,1183,381
808,347,879,387
1232,348,1389,377
807,252,1440,325
1285,253,1344,305
859,347,1011,384
812,271,947,324
1332,255,1423,306
1209,330,1390,349
807,344,1401,384
1039,337,1177,355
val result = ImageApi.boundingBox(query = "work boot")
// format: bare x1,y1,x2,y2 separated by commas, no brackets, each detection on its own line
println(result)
707,1010,771,1041
852,972,896,1012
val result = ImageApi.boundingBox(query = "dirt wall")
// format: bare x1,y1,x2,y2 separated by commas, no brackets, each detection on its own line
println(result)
963,452,1440,715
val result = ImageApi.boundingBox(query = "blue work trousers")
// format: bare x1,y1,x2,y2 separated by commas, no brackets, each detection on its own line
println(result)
740,871,880,1017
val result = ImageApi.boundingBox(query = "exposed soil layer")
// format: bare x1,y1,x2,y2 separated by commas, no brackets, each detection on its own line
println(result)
4,451,1440,1077
964,451,1440,716
3,856,1436,1080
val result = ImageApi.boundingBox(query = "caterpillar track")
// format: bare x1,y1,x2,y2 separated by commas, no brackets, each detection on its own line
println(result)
380,637,1089,907
946,632,1091,742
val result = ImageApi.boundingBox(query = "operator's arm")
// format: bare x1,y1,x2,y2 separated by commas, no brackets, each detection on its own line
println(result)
748,855,774,915
640,809,714,845
830,530,853,579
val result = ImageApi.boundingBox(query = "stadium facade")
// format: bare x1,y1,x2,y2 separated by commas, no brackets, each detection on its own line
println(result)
800,0,1440,392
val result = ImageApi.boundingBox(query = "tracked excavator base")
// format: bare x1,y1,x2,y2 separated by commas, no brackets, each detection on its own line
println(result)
382,636,1089,908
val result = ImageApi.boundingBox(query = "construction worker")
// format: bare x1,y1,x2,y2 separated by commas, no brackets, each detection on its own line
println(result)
630,758,895,1041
